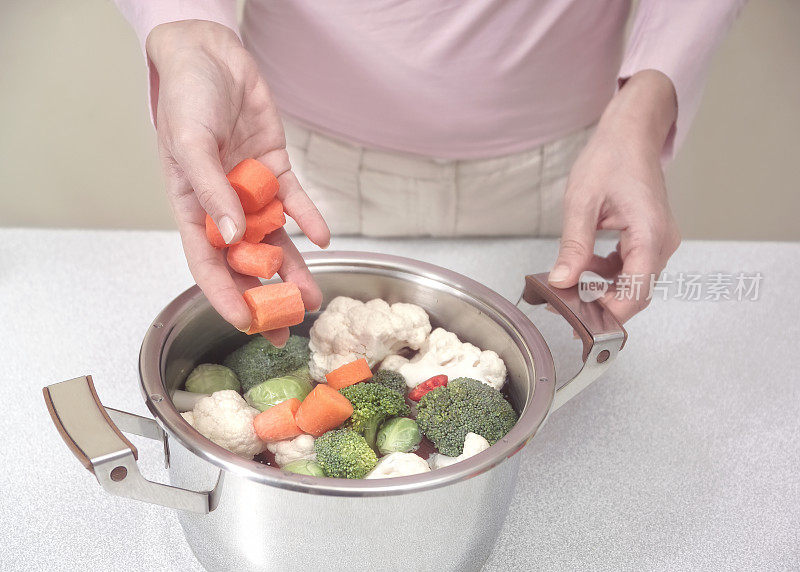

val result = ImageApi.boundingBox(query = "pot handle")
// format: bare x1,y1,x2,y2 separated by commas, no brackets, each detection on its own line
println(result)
43,375,211,514
521,273,627,411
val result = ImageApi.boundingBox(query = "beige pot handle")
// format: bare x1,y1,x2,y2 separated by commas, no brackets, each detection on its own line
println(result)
43,375,212,514
520,273,627,411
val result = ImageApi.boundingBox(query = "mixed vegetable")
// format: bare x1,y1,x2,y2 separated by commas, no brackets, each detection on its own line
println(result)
179,297,518,480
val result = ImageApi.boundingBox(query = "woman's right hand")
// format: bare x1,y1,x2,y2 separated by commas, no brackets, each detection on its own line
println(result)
146,20,330,346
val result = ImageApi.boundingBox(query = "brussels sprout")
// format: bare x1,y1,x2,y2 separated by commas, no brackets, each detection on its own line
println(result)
185,364,240,394
376,417,422,455
244,366,313,412
282,459,325,477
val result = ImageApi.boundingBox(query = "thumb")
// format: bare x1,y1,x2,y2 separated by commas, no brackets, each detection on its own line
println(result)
173,131,245,245
549,198,597,287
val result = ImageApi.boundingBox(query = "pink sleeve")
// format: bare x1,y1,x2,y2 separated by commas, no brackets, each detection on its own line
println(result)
114,0,239,124
619,0,747,161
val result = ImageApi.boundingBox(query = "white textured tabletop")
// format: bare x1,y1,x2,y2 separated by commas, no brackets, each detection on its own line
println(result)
2,228,798,571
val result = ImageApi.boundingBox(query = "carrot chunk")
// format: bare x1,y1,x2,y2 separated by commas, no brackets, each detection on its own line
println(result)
295,385,354,437
227,242,283,278
253,398,303,441
227,158,280,213
205,200,285,249
325,358,373,390
243,282,305,335
243,200,286,243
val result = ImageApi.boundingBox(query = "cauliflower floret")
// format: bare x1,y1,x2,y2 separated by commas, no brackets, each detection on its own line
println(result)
308,296,431,382
266,434,316,467
381,328,507,390
365,452,431,479
182,390,264,459
428,433,490,470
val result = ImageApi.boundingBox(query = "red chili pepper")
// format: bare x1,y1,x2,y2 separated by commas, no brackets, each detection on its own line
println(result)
409,375,449,401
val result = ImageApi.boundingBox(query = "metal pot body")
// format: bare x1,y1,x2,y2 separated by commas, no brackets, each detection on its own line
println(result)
150,252,549,571
44,252,625,572
169,437,520,572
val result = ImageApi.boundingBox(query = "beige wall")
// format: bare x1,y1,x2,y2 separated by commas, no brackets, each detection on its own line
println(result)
0,1,169,229
1,1,798,240
665,0,800,241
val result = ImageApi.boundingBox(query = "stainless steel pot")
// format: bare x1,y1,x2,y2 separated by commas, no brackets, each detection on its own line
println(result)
43,251,626,572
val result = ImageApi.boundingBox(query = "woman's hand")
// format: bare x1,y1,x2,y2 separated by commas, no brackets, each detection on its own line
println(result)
146,20,330,345
549,70,682,323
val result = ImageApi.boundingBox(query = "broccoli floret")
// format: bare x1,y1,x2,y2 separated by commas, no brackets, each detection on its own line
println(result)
315,429,378,479
339,383,410,447
372,369,407,395
416,377,518,457
223,335,310,392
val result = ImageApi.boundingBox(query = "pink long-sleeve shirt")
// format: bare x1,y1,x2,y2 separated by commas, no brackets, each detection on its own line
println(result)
116,0,744,160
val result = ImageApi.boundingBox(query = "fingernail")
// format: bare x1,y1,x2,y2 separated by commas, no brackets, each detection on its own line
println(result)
218,216,237,245
549,264,570,283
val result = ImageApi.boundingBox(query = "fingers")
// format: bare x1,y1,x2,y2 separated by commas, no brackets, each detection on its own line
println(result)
255,148,330,248
161,132,325,335
166,162,321,335
602,235,663,323
177,212,255,331
600,219,680,323
265,228,323,311
229,270,262,293
584,249,623,280
171,129,246,245
255,228,322,344
161,150,253,331
549,192,599,288
260,327,290,347
276,169,331,248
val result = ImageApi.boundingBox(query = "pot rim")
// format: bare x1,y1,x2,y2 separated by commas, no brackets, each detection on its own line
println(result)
139,251,556,496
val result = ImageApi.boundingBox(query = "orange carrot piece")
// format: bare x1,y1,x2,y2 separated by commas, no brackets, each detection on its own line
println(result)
227,159,279,213
243,199,286,243
295,385,354,437
227,242,283,278
243,282,305,335
205,200,285,249
325,358,373,390
253,398,303,441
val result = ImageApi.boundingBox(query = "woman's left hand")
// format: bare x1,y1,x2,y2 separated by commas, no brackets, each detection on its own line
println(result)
548,70,682,323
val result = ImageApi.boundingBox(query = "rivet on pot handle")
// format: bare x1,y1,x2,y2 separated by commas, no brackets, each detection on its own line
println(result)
43,375,212,514
521,272,627,411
